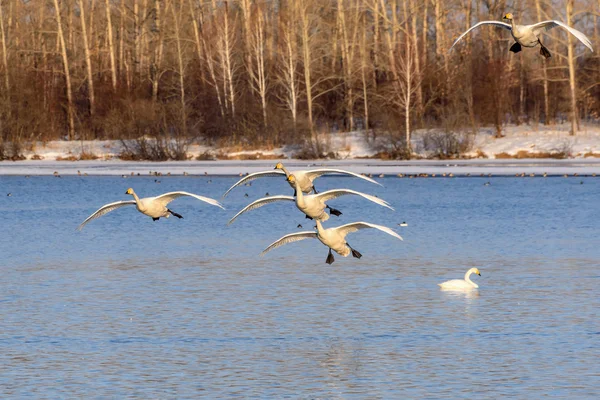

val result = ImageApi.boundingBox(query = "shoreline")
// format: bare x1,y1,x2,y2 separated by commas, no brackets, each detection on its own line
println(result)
1,159,600,176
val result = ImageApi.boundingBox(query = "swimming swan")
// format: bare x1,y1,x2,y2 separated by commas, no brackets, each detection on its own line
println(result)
450,13,593,58
261,220,403,264
222,162,381,197
438,268,482,290
227,174,393,225
78,188,224,230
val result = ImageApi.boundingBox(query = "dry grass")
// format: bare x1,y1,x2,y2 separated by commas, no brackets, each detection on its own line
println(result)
195,151,216,161
216,152,285,160
475,149,488,158
56,151,99,161
583,152,600,158
494,150,568,159
30,154,44,160
79,151,99,160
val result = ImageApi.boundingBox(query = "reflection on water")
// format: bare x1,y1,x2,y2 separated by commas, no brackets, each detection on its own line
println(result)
0,175,599,397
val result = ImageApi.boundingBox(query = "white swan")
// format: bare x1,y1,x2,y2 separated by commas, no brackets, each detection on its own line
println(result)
78,188,224,230
227,174,393,225
450,13,593,58
222,162,381,197
438,268,481,290
261,220,403,264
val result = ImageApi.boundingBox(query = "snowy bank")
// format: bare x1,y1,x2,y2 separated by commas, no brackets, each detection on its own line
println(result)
1,159,600,176
2,123,600,176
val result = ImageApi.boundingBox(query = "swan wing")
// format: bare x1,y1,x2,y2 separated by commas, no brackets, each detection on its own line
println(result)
77,200,137,231
227,195,295,225
530,20,593,52
449,21,512,51
334,221,403,241
315,189,394,210
222,170,287,198
260,231,318,255
153,191,225,209
303,169,382,186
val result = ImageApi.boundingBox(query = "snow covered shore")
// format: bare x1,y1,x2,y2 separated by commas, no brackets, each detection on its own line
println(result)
2,123,600,175
1,159,600,176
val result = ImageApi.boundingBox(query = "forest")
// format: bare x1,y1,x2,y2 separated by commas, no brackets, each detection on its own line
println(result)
0,0,598,159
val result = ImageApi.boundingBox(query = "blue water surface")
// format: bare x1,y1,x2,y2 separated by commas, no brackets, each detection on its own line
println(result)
0,175,598,398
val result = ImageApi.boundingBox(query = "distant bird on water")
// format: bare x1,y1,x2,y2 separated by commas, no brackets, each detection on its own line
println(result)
77,188,224,230
439,268,481,290
450,13,593,58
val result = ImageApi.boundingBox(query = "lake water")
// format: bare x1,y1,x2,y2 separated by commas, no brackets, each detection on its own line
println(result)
1,175,599,398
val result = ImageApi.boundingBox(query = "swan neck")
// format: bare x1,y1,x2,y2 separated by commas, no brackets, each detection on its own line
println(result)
315,220,323,232
281,166,291,176
131,191,141,205
294,180,304,203
510,18,516,30
464,270,478,288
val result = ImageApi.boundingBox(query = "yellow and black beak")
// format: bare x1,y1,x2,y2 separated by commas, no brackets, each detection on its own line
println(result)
478,272,482,276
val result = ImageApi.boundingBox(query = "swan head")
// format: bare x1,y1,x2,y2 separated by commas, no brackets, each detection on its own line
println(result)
471,268,481,276
502,13,513,21
125,188,134,195
274,162,284,170
286,174,297,184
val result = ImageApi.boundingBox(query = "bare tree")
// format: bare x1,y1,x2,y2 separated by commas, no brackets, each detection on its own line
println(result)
52,0,75,140
0,0,9,95
79,0,96,116
247,2,270,126
105,0,118,91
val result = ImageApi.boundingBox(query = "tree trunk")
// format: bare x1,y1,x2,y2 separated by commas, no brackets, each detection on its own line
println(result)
0,0,10,95
566,0,577,135
535,0,550,124
410,0,422,123
53,0,75,140
78,0,95,116
172,0,187,133
299,0,319,152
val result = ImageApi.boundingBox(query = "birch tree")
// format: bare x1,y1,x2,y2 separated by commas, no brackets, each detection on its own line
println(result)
53,0,75,140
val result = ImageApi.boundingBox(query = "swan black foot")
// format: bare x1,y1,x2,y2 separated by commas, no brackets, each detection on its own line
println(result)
153,217,160,221
168,209,183,219
312,186,318,194
326,248,335,264
293,189,297,197
539,40,551,58
347,242,362,259
327,205,342,216
305,215,313,220
509,42,522,53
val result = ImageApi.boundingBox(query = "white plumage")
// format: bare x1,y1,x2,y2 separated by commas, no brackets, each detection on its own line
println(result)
222,162,381,197
438,268,482,290
450,13,593,58
227,174,393,225
78,188,224,230
261,220,403,264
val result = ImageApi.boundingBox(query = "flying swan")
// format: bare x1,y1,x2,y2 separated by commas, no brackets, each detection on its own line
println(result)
438,268,482,290
222,162,381,197
261,220,403,264
78,188,224,230
227,174,393,225
449,13,593,58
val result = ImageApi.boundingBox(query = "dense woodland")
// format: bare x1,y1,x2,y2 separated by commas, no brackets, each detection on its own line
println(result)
0,0,599,159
